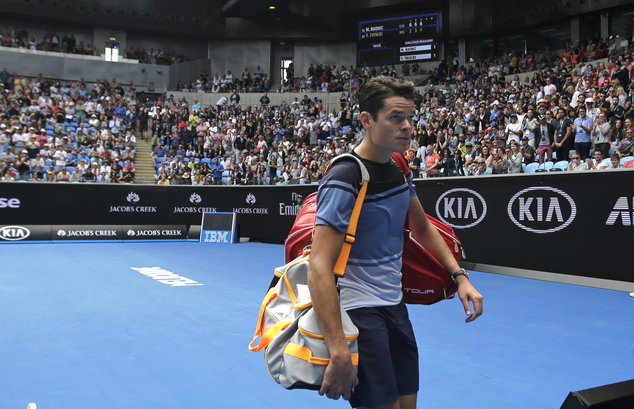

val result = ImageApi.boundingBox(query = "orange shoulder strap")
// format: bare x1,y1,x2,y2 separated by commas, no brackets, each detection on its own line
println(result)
322,154,370,277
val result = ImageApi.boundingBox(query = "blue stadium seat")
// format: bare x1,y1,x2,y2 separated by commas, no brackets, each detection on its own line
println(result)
609,147,618,156
524,163,539,173
552,161,569,171
620,156,633,166
537,162,554,172
201,158,210,165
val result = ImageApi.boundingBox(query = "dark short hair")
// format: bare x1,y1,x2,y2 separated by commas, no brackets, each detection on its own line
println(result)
359,76,415,121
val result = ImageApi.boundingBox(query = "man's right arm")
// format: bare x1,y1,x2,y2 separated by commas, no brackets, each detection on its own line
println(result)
307,224,359,401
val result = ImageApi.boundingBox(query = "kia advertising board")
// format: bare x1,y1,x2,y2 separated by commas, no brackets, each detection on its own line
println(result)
415,170,634,283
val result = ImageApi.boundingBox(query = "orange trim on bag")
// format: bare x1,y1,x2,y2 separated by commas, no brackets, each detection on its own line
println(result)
284,343,359,366
299,326,358,341
283,256,310,304
248,288,278,352
294,301,313,310
249,319,292,352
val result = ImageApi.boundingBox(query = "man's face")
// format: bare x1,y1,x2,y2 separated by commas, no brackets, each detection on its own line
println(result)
557,109,565,119
594,151,603,161
361,96,415,153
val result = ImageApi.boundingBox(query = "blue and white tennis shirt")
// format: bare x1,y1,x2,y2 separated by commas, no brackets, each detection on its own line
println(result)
315,153,417,310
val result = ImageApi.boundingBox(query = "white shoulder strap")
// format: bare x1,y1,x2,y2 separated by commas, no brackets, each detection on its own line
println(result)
327,153,370,185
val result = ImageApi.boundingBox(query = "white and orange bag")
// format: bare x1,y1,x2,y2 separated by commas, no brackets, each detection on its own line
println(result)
248,154,368,390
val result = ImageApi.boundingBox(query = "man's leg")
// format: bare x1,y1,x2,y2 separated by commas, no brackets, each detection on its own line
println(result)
358,394,417,409
347,302,418,409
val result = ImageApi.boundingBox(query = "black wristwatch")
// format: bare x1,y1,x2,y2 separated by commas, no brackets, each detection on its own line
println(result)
451,268,470,283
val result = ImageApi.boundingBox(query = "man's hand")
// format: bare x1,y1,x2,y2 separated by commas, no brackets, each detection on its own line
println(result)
456,276,483,323
319,355,359,401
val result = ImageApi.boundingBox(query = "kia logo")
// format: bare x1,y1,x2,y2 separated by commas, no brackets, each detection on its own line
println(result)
507,187,577,233
0,226,30,241
435,188,488,229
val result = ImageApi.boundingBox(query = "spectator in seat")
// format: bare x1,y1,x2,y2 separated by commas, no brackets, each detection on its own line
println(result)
616,128,634,157
57,166,71,182
119,159,136,183
586,148,610,170
567,152,587,171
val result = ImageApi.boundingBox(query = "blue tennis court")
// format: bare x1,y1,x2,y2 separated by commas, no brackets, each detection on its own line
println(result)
1,242,632,409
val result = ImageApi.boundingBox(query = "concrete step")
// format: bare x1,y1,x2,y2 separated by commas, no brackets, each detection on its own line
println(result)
133,137,157,184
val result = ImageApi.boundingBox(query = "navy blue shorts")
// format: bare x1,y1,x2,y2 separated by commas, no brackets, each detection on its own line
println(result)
346,300,419,408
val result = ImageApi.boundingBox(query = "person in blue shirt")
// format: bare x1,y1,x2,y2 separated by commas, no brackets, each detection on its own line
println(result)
307,76,483,408
272,122,285,143
212,157,224,185
489,103,500,127
114,103,126,120
573,105,594,160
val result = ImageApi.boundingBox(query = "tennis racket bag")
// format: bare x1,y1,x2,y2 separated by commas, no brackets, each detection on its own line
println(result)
284,153,465,305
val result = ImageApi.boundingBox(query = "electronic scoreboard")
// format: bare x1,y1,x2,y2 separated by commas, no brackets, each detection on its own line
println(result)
358,13,441,66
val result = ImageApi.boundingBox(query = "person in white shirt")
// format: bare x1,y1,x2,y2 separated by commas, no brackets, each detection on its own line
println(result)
591,113,611,159
521,109,538,148
567,152,587,171
586,148,610,170
505,114,523,145
543,77,557,96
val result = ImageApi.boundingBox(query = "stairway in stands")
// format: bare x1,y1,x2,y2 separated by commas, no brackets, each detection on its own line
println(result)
134,137,156,184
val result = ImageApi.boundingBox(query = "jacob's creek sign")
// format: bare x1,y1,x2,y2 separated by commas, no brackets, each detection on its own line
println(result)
173,192,217,214
233,193,269,214
109,192,157,213
123,225,187,241
52,225,123,241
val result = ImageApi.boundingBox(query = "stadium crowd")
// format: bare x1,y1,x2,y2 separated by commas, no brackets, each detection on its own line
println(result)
1,29,634,184
1,26,95,56
0,25,194,65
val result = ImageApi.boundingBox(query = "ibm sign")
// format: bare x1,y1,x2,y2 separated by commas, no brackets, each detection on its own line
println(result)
200,212,237,244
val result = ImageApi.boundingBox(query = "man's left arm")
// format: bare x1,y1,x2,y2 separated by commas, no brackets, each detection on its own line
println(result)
407,196,483,322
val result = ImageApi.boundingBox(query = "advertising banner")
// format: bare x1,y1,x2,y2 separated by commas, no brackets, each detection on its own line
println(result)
121,225,188,241
1,170,632,284
51,225,123,242
414,170,634,283
0,225,52,243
